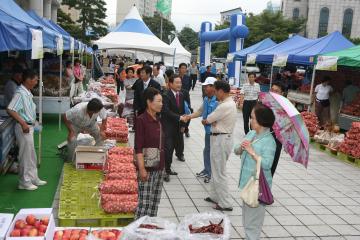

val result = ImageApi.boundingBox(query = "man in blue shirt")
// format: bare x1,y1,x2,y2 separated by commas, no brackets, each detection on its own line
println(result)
187,77,218,183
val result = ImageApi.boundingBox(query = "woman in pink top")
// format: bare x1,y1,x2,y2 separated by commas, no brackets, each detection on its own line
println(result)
70,59,84,103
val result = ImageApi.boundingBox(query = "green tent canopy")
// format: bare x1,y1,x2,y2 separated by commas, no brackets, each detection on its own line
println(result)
322,45,360,68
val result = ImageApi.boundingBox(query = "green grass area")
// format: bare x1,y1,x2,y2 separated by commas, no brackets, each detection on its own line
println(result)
0,114,67,214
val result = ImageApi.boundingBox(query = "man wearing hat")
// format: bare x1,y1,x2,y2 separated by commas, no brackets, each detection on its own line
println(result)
186,77,218,183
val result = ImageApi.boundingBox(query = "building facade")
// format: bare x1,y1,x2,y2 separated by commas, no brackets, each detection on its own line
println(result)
220,7,242,24
116,0,171,26
15,0,61,23
281,0,360,39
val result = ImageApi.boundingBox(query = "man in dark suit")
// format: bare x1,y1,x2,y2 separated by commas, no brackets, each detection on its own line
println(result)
161,75,188,182
132,65,161,116
179,63,191,92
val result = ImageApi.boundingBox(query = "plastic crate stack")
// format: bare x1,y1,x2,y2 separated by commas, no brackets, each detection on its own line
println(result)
99,147,138,214
105,118,129,143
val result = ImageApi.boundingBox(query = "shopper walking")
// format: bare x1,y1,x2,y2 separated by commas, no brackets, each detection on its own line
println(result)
179,63,191,92
202,80,237,211
115,62,126,94
132,66,161,116
135,87,165,219
161,75,188,182
269,82,284,176
187,77,218,183
241,73,260,134
70,59,84,101
153,64,167,89
235,103,276,240
314,76,333,127
63,99,107,162
189,62,198,91
7,70,47,191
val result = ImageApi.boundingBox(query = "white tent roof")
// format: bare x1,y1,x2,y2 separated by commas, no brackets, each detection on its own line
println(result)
170,37,191,57
95,6,174,55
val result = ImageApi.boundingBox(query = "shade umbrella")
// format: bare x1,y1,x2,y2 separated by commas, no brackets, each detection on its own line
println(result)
259,92,310,168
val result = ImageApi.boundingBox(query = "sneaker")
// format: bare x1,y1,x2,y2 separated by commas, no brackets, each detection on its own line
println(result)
196,171,207,178
33,180,47,186
204,177,211,183
18,184,38,191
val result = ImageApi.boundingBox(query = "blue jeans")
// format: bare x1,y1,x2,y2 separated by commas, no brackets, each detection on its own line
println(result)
203,133,211,177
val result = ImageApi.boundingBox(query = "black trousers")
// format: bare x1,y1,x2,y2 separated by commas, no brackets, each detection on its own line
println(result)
190,74,197,90
271,135,282,176
164,129,183,172
242,100,257,134
116,79,124,94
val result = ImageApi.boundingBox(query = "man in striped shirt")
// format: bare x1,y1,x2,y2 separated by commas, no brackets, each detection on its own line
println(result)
7,70,47,191
240,73,260,134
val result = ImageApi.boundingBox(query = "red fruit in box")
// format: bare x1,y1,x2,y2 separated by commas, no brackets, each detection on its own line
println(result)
20,228,30,236
29,228,38,237
34,221,41,229
10,229,21,237
38,224,47,233
38,231,45,236
54,230,64,237
41,217,49,226
24,225,33,230
72,230,81,235
79,230,88,235
26,214,37,225
70,234,80,240
15,219,26,229
79,237,86,240
92,230,99,238
63,237,70,240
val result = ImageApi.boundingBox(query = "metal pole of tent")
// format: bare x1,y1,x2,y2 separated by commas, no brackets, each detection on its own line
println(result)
269,65,274,90
38,58,43,167
308,67,316,112
172,48,176,70
58,54,62,131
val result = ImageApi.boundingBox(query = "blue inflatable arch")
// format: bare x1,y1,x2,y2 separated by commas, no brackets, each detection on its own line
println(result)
200,14,249,82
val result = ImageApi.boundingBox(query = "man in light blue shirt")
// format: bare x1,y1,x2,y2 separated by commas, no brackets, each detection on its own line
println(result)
7,70,47,191
187,77,218,183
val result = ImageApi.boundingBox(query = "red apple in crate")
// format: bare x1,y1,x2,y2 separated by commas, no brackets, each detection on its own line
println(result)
92,230,99,238
79,230,88,235
26,214,37,226
54,230,64,239
10,229,21,237
34,221,41,229
24,224,33,230
21,228,30,237
38,224,47,233
15,219,26,229
70,233,80,240
29,228,38,237
40,217,49,226
38,232,45,236
79,237,86,240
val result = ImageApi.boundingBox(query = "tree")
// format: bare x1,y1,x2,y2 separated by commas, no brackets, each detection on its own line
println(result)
178,27,198,51
61,0,108,44
57,9,82,40
245,10,306,48
143,13,176,44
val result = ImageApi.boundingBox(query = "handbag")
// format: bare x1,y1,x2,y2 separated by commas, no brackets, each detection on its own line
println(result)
258,167,274,205
240,157,261,208
142,123,162,168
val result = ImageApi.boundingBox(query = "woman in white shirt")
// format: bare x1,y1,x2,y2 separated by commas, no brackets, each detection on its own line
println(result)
314,76,333,127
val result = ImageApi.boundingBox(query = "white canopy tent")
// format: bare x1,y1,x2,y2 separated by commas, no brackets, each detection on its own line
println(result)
165,37,191,66
95,6,174,56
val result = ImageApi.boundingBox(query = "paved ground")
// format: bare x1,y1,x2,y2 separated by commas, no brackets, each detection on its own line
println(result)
156,85,360,239
53,85,360,239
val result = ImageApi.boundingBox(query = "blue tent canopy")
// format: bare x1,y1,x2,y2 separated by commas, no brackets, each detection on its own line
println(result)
0,9,33,51
287,31,354,65
232,38,276,62
27,10,71,50
256,35,314,64
0,0,57,49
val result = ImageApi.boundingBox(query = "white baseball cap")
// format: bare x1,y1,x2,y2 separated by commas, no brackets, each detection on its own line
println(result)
202,77,217,86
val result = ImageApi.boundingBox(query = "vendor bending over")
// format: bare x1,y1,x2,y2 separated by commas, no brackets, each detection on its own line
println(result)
63,98,107,162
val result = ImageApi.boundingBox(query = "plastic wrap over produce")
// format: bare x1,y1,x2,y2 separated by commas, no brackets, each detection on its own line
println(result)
105,171,137,181
177,212,231,240
99,180,138,194
120,216,181,240
339,122,360,158
101,194,138,213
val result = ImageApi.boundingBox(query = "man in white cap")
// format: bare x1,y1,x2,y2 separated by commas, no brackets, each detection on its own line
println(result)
186,77,218,183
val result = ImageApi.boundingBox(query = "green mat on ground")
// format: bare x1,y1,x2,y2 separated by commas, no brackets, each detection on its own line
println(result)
0,114,66,214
